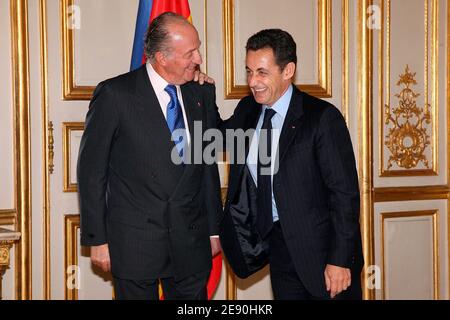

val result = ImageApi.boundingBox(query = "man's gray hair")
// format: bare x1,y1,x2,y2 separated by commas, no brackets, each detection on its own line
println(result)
144,12,190,62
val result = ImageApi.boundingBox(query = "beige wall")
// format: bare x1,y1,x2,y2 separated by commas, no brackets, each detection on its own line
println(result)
0,0,448,300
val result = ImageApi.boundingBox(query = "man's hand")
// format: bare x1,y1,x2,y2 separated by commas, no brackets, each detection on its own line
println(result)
90,244,111,273
194,70,215,85
324,264,351,298
210,236,222,257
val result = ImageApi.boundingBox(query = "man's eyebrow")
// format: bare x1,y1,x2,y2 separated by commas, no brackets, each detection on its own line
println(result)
246,67,268,72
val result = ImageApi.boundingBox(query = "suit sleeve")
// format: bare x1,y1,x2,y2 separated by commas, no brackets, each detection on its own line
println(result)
201,84,224,236
77,81,120,246
315,106,361,268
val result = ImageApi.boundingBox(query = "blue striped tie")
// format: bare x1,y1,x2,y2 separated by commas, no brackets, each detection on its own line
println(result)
165,84,186,162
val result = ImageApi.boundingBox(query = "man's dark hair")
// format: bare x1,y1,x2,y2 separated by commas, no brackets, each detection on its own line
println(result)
144,12,190,62
246,29,297,70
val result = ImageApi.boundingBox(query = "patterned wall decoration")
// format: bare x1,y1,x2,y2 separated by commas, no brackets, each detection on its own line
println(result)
384,65,432,171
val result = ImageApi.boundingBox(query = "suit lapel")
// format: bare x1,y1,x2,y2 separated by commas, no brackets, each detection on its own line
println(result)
180,84,202,143
277,87,304,164
133,66,184,196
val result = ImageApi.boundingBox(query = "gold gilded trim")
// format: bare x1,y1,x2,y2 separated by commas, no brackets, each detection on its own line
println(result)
384,66,432,171
225,260,236,300
10,0,32,300
61,0,94,100
63,122,84,193
358,0,374,300
0,210,16,227
61,0,210,100
447,0,450,300
48,121,54,174
342,0,349,123
223,0,332,99
374,186,450,202
380,210,439,300
380,0,439,176
39,0,51,300
64,214,79,300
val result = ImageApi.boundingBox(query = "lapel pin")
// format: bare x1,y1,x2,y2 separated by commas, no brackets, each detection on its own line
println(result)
197,102,201,107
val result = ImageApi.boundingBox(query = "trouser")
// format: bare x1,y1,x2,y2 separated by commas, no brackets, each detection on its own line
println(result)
113,270,210,300
269,221,362,300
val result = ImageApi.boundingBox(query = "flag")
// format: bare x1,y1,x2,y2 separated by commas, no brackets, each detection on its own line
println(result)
130,0,192,71
130,0,223,300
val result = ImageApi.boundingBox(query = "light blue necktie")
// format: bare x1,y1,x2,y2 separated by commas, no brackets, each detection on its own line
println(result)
164,84,186,161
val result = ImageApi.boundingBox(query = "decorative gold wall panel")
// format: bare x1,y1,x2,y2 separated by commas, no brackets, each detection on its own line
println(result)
223,0,332,99
63,122,84,193
61,0,209,101
0,0,15,227
380,210,439,300
64,214,79,300
61,0,93,100
379,0,439,176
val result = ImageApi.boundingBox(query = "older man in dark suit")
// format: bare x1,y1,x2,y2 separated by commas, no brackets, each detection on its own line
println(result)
77,12,222,300
219,29,364,300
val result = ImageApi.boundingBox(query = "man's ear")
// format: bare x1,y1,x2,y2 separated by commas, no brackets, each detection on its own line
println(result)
283,62,296,80
155,51,166,66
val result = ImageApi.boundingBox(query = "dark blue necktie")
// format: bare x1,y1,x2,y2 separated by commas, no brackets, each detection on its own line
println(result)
257,108,276,239
165,84,186,161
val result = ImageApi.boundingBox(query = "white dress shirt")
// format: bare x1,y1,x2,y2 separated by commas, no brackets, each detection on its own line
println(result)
146,62,191,145
246,85,293,223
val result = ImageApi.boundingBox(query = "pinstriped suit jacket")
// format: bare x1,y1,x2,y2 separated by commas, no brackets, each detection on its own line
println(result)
220,85,363,297
77,65,222,280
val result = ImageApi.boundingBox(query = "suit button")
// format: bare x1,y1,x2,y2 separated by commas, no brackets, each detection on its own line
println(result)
88,233,95,238
189,224,197,230
147,219,152,223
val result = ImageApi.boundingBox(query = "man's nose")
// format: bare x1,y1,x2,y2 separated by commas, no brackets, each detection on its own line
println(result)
193,49,202,65
247,74,256,87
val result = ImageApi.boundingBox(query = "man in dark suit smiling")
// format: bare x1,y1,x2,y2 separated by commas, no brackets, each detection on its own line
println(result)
219,29,364,300
77,12,222,300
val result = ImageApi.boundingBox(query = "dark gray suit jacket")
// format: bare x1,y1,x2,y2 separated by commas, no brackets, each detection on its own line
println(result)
219,86,363,297
77,65,222,280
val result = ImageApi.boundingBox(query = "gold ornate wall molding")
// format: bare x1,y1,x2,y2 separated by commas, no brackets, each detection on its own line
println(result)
10,0,32,300
379,0,439,177
384,65,432,171
64,214,79,300
0,228,20,300
447,0,450,300
61,0,209,101
63,122,84,193
39,0,51,300
358,0,374,301
223,0,332,99
380,210,439,300
342,0,349,123
373,1,450,300
61,0,93,100
374,185,450,202
0,210,16,226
